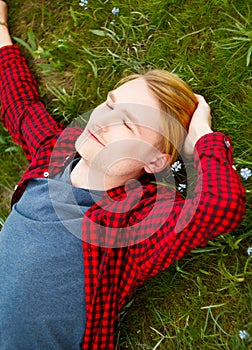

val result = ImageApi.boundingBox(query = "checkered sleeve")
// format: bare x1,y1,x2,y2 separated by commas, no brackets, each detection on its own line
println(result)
0,45,62,162
136,132,246,279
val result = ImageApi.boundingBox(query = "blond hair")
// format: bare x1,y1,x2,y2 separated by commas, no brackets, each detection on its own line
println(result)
118,70,197,164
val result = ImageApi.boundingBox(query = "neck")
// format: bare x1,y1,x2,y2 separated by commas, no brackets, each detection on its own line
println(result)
70,158,138,190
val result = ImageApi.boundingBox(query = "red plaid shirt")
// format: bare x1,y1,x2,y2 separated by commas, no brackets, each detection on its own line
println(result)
0,45,245,349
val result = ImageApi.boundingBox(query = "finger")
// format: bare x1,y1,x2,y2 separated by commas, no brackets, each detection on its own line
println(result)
194,94,211,112
194,94,207,103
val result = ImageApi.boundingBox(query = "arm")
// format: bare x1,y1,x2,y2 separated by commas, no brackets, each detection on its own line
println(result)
177,94,244,239
133,96,245,279
0,1,62,162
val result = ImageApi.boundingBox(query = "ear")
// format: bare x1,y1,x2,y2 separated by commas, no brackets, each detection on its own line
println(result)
144,153,171,174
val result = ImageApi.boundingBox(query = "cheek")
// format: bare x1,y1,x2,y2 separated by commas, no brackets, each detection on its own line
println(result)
94,141,153,172
141,128,161,149
83,141,142,171
105,158,144,177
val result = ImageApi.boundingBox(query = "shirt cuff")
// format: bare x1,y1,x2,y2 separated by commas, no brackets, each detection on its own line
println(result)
194,132,233,163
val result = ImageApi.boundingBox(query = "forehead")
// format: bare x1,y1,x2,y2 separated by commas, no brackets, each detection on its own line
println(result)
113,78,160,110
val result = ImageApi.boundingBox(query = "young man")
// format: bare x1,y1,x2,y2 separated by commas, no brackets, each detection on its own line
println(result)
0,1,245,349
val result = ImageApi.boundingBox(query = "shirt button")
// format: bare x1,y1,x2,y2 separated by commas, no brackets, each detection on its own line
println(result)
63,155,70,165
43,171,49,178
224,138,230,148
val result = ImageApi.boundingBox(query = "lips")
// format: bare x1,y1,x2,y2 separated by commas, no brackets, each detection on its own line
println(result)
87,129,105,146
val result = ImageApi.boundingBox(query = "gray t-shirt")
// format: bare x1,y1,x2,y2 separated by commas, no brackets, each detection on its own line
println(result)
0,159,102,350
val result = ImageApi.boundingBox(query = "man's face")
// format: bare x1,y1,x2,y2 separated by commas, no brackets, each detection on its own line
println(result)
75,78,166,180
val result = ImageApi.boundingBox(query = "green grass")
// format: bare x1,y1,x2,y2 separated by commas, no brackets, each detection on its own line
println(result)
1,0,252,348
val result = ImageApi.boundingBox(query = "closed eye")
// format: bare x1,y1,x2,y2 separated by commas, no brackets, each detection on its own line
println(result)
106,101,113,110
123,120,133,131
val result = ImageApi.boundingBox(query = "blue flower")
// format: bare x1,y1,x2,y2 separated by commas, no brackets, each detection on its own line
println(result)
112,7,119,16
247,247,252,258
171,160,182,174
178,183,186,193
239,330,250,340
240,168,252,180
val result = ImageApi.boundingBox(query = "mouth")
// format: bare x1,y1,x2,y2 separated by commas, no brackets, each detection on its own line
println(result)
87,129,105,146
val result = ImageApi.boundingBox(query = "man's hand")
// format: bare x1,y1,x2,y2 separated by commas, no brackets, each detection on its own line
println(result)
183,94,213,157
0,1,13,48
0,1,7,24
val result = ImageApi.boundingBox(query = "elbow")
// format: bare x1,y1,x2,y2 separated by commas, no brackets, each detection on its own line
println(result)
207,191,246,235
225,192,246,231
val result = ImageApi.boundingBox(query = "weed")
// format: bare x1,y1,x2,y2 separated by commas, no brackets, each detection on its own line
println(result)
215,5,252,67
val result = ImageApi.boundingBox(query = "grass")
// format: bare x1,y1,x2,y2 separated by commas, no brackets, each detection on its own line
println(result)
1,0,252,348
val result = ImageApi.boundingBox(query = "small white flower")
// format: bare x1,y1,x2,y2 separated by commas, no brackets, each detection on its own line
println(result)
112,7,119,16
178,183,186,193
171,161,182,174
247,247,252,258
240,168,252,180
79,0,88,9
239,330,250,340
